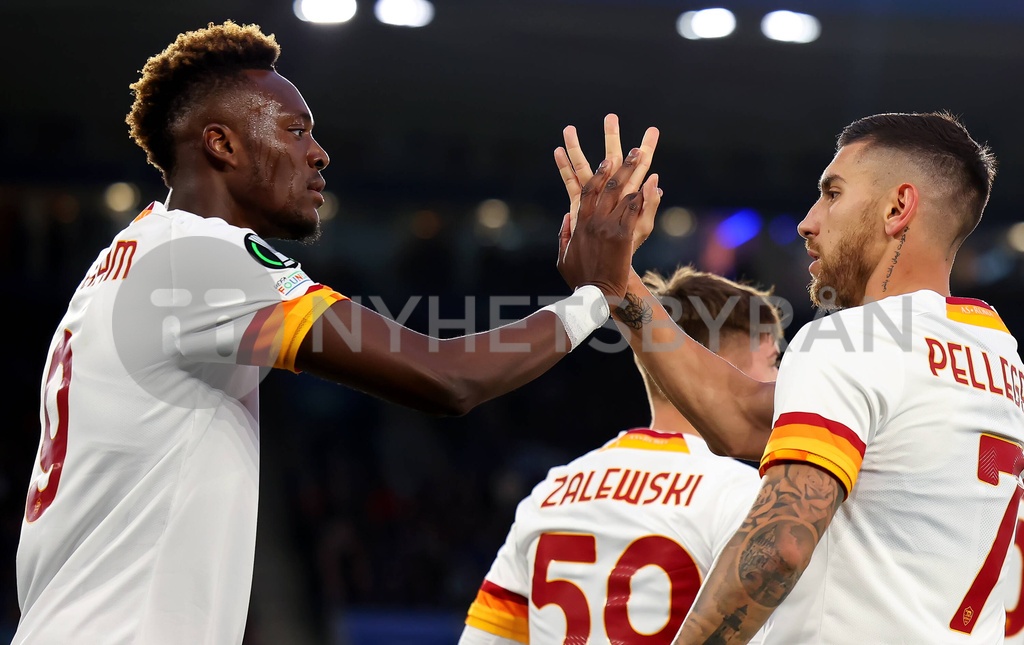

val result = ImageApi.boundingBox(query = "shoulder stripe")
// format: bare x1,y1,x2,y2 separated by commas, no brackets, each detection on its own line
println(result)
603,428,690,454
946,296,995,311
131,202,156,223
946,299,1010,333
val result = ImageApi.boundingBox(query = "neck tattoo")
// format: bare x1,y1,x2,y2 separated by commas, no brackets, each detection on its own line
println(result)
881,226,908,293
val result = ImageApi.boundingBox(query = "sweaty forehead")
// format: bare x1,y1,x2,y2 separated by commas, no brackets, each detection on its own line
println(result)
239,69,312,121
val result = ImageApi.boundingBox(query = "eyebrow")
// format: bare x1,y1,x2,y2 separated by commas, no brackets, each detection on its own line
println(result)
819,173,845,193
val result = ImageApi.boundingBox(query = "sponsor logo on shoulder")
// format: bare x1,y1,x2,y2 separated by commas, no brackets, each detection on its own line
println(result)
244,233,298,269
275,269,314,296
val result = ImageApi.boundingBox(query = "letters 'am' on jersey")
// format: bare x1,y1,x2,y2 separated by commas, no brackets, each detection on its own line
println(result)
15,202,345,645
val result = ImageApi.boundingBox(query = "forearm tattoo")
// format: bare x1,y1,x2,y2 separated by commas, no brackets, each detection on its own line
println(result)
738,465,840,602
678,464,843,644
614,291,653,330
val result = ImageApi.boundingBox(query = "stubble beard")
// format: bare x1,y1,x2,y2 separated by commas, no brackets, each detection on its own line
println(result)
246,162,322,243
295,215,322,245
808,218,876,311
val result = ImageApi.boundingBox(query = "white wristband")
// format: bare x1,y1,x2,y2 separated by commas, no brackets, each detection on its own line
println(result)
541,285,611,351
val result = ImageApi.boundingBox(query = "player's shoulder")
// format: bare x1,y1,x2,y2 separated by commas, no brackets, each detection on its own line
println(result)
546,431,758,483
123,202,239,242
684,437,761,482
788,291,936,357
133,202,301,271
163,205,248,240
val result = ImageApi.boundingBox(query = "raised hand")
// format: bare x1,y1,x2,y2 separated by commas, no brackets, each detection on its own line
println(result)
556,149,661,303
555,114,661,252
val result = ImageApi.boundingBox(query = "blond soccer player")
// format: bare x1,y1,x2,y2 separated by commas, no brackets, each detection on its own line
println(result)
459,266,782,644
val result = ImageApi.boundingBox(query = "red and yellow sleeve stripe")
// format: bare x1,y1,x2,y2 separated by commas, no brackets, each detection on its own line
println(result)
759,412,867,495
945,297,1010,333
465,580,529,644
239,284,347,373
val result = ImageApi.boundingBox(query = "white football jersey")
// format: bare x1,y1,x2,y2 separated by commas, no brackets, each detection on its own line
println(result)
759,290,1024,644
1004,503,1024,644
14,202,344,645
460,429,763,645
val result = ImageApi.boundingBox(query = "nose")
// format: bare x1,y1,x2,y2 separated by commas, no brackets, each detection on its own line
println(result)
309,138,330,170
798,204,817,240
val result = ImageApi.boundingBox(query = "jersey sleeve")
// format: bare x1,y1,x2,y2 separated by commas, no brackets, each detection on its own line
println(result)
164,223,347,373
463,500,531,644
709,465,761,558
759,312,903,496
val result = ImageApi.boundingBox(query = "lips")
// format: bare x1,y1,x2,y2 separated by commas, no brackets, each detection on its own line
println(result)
806,247,821,275
308,178,326,206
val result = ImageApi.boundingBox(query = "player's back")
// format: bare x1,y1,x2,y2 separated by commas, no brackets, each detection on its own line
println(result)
464,429,760,644
765,291,1024,644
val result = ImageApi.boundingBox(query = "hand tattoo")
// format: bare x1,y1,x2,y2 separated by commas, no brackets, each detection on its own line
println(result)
614,291,653,330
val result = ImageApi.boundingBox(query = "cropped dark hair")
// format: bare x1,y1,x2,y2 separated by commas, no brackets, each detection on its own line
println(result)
837,112,997,246
126,21,280,184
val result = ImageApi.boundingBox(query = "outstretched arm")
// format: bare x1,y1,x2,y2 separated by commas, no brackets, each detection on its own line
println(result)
674,463,844,644
295,144,661,416
295,297,575,416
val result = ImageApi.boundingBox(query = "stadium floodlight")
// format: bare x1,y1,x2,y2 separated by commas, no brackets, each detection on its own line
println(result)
1008,222,1024,254
476,199,510,230
761,10,821,44
293,0,357,24
105,182,140,213
676,8,737,40
375,0,435,27
660,207,697,238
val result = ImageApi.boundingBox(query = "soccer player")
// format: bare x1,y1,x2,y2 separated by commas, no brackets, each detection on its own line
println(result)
560,112,1024,643
458,265,782,645
13,21,662,645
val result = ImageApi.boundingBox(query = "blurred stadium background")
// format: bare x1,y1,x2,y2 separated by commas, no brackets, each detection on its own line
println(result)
3,0,1024,643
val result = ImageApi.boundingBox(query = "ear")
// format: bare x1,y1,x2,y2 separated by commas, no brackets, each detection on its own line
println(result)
202,124,242,169
884,182,918,238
